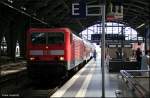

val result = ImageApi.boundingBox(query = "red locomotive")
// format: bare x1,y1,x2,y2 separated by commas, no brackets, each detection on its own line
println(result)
26,28,93,80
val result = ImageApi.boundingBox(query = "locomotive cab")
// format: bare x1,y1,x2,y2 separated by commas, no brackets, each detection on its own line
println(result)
27,28,70,79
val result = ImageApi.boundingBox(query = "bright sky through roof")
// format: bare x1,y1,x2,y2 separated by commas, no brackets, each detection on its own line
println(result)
81,22,138,41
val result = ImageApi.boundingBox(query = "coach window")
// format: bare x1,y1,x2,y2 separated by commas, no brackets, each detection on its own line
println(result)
70,33,72,44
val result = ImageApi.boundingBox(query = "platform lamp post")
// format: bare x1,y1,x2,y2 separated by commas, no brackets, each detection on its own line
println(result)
101,0,106,97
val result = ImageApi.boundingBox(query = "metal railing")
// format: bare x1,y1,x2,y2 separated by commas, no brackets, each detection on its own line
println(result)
120,70,150,98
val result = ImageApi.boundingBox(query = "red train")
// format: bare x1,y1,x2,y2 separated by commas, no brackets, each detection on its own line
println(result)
26,28,93,80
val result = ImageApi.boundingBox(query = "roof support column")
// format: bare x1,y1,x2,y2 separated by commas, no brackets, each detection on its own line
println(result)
101,1,106,97
5,26,17,61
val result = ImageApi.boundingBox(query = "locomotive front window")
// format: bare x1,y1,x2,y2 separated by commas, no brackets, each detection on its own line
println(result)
47,32,64,44
31,32,46,44
31,32,64,45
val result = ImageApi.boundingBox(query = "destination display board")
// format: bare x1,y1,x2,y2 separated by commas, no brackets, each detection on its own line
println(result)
91,34,125,41
108,44,132,48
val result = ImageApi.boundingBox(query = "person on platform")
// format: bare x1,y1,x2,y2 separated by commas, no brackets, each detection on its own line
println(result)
105,53,111,66
135,48,142,69
116,48,122,59
93,50,97,61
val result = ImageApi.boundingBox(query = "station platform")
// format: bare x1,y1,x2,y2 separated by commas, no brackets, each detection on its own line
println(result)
51,51,120,97
0,61,26,76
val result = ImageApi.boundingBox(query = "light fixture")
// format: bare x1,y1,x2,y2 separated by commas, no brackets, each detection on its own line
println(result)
136,23,145,29
8,0,13,3
20,6,26,11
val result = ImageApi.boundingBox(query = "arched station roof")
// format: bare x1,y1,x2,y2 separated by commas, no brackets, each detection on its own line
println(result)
0,0,149,35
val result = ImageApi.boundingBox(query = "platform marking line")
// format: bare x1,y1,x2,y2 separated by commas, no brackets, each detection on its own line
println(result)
51,60,94,97
75,63,96,97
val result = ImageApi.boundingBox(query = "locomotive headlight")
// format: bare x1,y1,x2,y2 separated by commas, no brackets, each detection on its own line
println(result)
30,57,35,61
59,56,64,61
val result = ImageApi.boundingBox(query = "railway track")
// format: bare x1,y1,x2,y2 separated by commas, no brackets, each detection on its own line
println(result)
0,60,88,98
22,86,59,98
0,69,70,98
0,70,27,86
